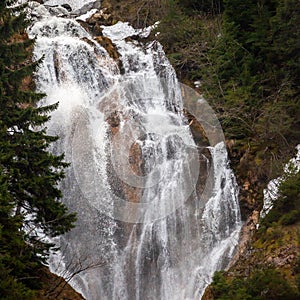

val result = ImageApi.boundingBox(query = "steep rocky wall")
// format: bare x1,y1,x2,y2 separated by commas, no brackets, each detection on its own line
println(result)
202,221,300,299
37,268,84,300
95,4,300,300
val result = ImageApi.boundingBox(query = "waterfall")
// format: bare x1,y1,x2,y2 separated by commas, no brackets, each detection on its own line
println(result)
28,2,241,299
260,145,300,219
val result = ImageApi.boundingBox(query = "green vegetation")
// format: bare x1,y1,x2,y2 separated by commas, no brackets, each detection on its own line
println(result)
0,1,76,298
208,170,300,299
201,0,300,148
152,1,300,298
207,169,300,298
154,0,300,217
259,168,300,230
203,162,299,299
103,2,300,173
155,0,203,79
179,0,224,15
211,268,299,300
0,0,298,298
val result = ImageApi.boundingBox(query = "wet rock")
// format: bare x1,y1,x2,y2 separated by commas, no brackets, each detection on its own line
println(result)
47,5,69,16
228,210,259,267
92,23,103,36
87,9,113,26
94,36,120,61
106,111,120,128
28,1,42,8
29,2,50,21
44,0,101,15
125,34,142,43
28,1,70,18
61,3,72,11
73,1,101,16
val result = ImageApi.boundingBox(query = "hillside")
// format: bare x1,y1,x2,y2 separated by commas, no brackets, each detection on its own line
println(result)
98,0,300,298
1,0,299,299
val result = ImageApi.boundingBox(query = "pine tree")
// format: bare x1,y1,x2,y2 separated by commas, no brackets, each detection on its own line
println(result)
198,0,300,196
202,0,299,145
0,1,76,297
179,0,224,15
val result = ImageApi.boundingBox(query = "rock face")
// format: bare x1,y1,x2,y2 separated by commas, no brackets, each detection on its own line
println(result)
38,268,84,300
227,210,260,268
86,8,113,26
28,1,242,299
94,36,120,60
202,218,300,299
43,0,101,15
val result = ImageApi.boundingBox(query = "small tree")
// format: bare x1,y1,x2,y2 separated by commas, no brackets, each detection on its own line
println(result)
0,0,76,298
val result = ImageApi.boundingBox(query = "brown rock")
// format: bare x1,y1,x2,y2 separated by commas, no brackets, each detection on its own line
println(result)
228,210,259,268
94,36,120,61
86,8,113,27
37,267,84,300
202,285,215,300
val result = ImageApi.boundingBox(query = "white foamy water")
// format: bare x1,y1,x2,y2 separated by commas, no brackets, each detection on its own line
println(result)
261,145,300,219
28,3,241,299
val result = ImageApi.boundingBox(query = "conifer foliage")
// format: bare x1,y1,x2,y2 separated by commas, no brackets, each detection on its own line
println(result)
0,1,76,298
199,0,300,189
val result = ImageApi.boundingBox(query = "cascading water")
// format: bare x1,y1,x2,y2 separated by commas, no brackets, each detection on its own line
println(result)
28,2,241,299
